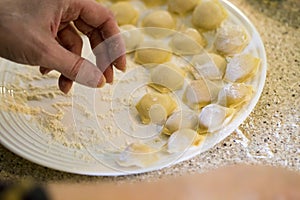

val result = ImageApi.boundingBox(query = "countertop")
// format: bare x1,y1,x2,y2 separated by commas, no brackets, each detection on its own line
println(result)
0,0,299,183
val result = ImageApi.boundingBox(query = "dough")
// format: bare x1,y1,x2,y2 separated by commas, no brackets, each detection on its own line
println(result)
191,53,227,80
168,0,199,15
224,54,261,82
183,79,211,110
170,28,207,55
192,0,227,30
183,78,220,110
110,2,139,26
134,40,172,66
167,129,203,153
120,25,144,52
163,111,199,135
215,23,249,56
218,83,254,108
136,92,177,124
198,104,234,133
117,143,158,168
149,63,186,93
142,10,176,38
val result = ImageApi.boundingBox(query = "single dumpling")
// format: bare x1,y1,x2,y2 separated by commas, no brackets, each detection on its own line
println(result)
192,0,227,30
149,63,186,93
168,0,199,15
120,25,144,53
141,0,167,7
218,83,254,108
117,143,158,168
110,2,139,26
134,40,172,66
169,28,207,55
224,54,261,83
183,78,220,110
215,24,249,56
136,92,177,125
198,104,234,133
163,111,199,135
167,129,199,153
191,53,227,80
142,10,176,38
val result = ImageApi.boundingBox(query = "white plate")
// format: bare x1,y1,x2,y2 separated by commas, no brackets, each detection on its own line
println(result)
0,0,267,176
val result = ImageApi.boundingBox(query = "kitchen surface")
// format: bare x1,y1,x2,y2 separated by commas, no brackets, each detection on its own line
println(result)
0,0,299,182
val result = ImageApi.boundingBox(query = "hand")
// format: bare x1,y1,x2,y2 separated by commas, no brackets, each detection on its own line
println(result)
0,0,126,93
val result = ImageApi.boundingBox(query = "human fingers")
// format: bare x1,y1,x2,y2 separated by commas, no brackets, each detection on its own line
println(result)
103,66,114,83
58,74,73,94
70,0,126,71
91,31,115,84
40,36,106,89
58,24,83,56
98,15,126,73
74,19,114,83
56,24,83,93
39,33,69,76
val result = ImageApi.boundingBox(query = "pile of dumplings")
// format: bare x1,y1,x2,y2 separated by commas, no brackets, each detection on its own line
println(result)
97,0,261,155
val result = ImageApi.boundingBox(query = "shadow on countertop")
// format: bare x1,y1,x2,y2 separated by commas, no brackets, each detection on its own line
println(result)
246,0,299,29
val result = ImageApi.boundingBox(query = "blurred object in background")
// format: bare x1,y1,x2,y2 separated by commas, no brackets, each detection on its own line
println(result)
0,180,49,200
0,165,299,199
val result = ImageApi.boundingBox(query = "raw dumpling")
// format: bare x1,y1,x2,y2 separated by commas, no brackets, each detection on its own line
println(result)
224,54,261,83
198,104,234,133
117,143,158,168
120,25,144,53
136,92,177,125
149,63,186,93
191,53,227,80
183,78,220,110
215,24,249,56
134,40,172,66
142,10,176,38
170,28,207,55
192,0,227,30
163,111,199,135
167,129,199,153
218,83,254,108
141,0,167,7
168,0,199,15
110,2,139,26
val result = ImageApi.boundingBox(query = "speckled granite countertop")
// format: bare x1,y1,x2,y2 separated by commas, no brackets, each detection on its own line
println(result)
0,0,299,182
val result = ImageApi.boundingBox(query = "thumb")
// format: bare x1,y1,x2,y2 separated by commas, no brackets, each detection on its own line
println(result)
43,41,106,88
